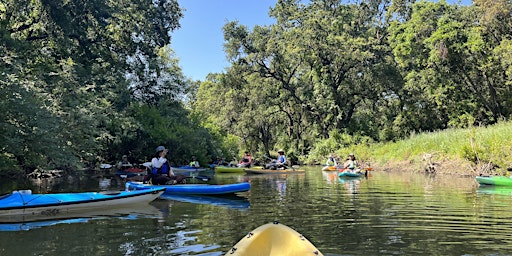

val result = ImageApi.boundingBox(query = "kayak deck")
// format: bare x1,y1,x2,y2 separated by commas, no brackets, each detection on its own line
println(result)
0,188,165,221
214,166,245,173
126,181,251,195
226,222,323,256
476,175,512,186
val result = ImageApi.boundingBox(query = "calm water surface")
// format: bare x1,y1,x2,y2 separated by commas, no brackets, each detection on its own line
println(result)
1,167,512,255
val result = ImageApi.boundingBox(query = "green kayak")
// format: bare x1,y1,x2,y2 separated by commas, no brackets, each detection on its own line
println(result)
476,175,512,186
214,166,245,173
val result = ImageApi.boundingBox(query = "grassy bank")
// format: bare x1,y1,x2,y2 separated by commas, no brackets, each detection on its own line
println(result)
319,121,512,176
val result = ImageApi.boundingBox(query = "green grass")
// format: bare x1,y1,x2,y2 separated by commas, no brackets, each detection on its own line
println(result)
364,121,512,172
307,121,512,174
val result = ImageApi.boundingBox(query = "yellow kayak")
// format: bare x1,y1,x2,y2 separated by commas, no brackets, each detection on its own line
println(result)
215,166,246,173
226,222,323,256
321,165,337,171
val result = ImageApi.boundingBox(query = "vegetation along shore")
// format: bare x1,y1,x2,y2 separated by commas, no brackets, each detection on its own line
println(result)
2,1,512,180
318,121,512,177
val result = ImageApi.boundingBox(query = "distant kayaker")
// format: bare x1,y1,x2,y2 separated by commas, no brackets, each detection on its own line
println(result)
189,155,200,167
276,149,287,165
149,146,186,185
325,155,337,166
238,151,253,167
265,149,287,170
343,153,358,170
228,157,238,167
117,155,133,170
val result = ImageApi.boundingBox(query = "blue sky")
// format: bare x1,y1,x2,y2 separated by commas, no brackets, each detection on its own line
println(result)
172,0,472,81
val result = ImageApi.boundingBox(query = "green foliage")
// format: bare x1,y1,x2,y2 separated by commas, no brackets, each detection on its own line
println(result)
191,0,512,163
4,0,512,174
367,121,512,172
0,0,195,173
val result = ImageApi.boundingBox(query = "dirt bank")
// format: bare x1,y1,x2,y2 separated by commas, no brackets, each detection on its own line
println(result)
373,157,486,177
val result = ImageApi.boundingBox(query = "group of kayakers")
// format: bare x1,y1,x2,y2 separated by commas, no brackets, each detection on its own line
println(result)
323,153,359,171
117,147,291,185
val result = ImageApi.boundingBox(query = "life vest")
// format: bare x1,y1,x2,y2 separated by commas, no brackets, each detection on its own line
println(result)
152,161,169,176
241,155,252,163
346,160,358,169
277,155,286,164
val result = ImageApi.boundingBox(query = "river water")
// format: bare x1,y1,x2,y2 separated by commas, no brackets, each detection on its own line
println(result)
1,167,512,255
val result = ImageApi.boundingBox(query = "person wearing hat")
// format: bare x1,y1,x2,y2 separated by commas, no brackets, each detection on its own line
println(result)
276,149,286,166
265,149,287,170
149,146,185,185
343,153,358,170
117,155,133,171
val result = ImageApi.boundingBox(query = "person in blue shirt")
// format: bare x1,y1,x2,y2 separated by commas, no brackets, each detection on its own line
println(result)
276,149,286,165
265,149,287,170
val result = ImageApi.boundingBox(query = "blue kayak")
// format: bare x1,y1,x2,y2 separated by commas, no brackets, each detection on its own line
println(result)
0,188,165,222
172,166,208,172
338,170,364,177
126,181,251,195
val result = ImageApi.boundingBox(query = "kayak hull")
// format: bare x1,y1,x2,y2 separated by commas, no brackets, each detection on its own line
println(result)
172,166,208,172
338,171,364,177
0,188,165,221
476,176,512,186
226,222,323,256
126,181,250,195
321,166,337,171
214,166,245,173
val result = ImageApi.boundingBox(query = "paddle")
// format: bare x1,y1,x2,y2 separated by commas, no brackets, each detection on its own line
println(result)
100,164,113,169
187,175,211,182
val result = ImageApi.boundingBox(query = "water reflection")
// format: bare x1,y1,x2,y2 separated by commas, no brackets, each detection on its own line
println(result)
5,168,512,255
98,177,112,190
159,194,250,209
477,185,512,196
322,170,338,185
0,203,163,231
338,177,361,195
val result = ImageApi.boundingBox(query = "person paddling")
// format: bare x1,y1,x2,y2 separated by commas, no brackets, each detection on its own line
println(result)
117,155,133,171
149,146,186,185
189,155,200,168
265,149,287,170
238,151,253,167
343,153,358,171
326,155,337,166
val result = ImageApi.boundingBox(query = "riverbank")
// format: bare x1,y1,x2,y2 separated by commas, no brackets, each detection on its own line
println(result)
371,158,478,177
323,121,512,177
